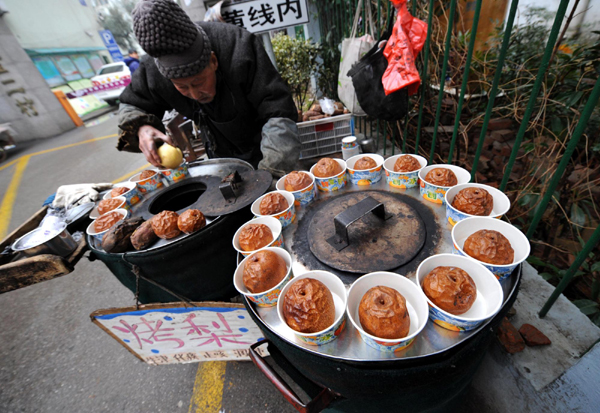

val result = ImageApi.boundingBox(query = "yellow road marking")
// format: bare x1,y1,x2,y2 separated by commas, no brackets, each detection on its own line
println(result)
111,163,151,184
0,134,117,174
188,362,227,413
0,156,31,239
0,158,18,173
27,133,117,157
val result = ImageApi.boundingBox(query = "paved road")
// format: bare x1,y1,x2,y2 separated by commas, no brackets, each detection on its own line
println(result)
0,112,297,413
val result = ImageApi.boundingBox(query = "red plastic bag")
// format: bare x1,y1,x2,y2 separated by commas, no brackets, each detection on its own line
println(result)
383,1,427,96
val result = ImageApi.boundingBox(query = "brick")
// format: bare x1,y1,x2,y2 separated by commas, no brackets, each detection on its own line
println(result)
497,317,526,354
491,129,515,142
519,324,551,347
488,118,513,130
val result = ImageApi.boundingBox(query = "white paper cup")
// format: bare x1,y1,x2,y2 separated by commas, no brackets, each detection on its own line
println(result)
233,247,293,307
347,272,429,352
309,158,347,192
418,165,471,205
90,196,127,219
346,154,384,186
276,171,317,206
129,169,163,194
277,270,347,346
416,254,504,331
452,217,530,280
383,154,427,189
251,190,296,228
86,208,129,243
232,216,284,257
102,182,141,207
445,183,511,226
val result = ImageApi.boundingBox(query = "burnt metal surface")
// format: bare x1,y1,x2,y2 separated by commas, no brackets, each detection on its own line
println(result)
132,161,271,219
292,189,440,285
309,192,426,273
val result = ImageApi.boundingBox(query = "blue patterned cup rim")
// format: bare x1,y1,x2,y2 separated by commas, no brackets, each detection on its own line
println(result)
346,271,429,345
129,169,159,183
445,183,511,220
89,196,127,220
275,171,315,194
417,164,471,190
86,208,129,239
233,246,293,299
277,270,347,338
232,216,283,255
250,190,296,218
102,182,137,200
451,217,531,270
309,158,347,180
416,253,504,323
158,161,189,173
346,154,384,172
382,154,428,176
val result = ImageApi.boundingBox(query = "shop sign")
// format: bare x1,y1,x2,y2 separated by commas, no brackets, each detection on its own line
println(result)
220,0,309,34
91,302,268,365
65,77,131,99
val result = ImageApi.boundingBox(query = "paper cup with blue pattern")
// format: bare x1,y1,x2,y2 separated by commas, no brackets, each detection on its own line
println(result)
86,208,129,243
418,165,470,205
276,171,317,206
103,182,141,207
383,154,427,189
416,254,503,332
277,271,347,346
89,196,128,220
232,216,284,257
251,190,296,229
129,169,164,194
309,158,347,192
346,154,384,186
159,162,190,184
346,272,429,352
451,217,530,281
233,247,293,307
444,183,511,227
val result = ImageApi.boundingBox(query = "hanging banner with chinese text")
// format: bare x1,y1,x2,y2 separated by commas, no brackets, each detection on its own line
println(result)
91,302,268,365
220,0,309,34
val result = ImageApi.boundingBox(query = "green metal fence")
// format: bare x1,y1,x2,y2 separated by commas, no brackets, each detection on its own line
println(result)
314,0,600,318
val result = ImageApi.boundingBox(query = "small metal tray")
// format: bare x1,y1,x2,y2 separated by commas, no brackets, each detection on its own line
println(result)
247,178,519,362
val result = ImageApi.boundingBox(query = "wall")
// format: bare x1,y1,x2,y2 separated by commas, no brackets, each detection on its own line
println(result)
0,18,75,142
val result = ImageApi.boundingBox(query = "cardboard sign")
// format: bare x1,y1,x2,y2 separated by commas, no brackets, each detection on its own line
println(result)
220,0,310,34
91,302,268,365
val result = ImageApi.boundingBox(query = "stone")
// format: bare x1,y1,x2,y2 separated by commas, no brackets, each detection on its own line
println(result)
491,129,515,142
497,317,526,354
519,324,552,347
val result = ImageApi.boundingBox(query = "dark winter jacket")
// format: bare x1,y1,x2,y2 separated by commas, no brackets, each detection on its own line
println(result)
117,22,299,176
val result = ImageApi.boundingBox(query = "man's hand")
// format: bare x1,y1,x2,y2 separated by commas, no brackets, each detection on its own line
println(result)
138,125,174,167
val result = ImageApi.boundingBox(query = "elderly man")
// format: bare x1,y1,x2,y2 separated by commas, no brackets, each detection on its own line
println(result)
117,0,300,177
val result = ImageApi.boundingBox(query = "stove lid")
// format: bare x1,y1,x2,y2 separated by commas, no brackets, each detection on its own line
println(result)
307,191,426,273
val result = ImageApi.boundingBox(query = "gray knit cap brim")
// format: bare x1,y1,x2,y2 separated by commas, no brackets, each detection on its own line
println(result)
132,0,212,79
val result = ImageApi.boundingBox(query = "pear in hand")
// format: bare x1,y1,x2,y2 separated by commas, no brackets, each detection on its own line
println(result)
158,143,183,169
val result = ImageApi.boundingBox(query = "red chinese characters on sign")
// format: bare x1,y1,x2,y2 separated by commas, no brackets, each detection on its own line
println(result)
111,313,251,351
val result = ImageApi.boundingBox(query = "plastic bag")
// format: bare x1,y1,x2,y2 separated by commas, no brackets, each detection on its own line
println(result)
337,0,376,115
382,0,427,96
318,97,336,115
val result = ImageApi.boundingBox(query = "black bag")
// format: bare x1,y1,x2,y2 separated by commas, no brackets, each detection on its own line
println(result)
347,11,408,121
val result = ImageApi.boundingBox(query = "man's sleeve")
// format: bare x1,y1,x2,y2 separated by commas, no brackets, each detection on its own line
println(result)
258,118,300,178
117,59,169,152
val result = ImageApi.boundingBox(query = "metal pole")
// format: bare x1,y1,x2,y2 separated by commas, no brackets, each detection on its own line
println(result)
471,0,519,180
527,76,600,239
539,225,600,318
448,0,482,164
499,0,571,191
430,0,458,163
415,0,436,155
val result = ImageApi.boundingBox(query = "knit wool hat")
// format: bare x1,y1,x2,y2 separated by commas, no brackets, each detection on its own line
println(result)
132,0,212,79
